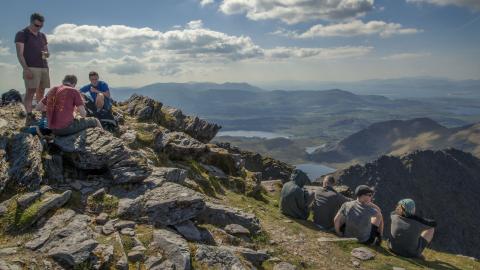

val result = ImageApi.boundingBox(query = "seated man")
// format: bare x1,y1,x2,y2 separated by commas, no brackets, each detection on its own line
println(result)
80,71,112,111
279,169,311,220
334,185,383,245
389,198,436,258
37,75,101,136
312,176,351,230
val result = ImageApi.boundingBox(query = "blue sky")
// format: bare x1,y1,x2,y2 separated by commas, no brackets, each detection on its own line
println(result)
0,0,479,89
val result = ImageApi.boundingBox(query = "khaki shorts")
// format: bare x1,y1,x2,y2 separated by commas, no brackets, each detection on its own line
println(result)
24,67,50,89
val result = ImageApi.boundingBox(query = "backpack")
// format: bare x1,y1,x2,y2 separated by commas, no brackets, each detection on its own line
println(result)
83,94,118,132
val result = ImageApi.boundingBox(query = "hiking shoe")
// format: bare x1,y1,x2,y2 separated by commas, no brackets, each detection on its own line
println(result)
373,236,382,246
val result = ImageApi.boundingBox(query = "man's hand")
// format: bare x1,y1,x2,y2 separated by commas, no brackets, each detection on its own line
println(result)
90,87,100,93
23,68,33,80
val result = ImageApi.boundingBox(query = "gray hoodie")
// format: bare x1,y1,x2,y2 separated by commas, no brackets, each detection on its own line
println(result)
279,169,310,220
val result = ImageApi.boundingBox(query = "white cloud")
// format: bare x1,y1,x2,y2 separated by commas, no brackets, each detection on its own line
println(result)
407,0,480,11
265,46,373,60
274,20,422,38
200,0,215,6
219,0,375,24
187,20,204,29
381,52,431,60
0,41,10,56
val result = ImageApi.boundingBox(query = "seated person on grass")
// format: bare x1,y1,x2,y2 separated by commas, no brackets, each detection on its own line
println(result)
389,198,436,258
279,169,311,220
334,185,383,245
37,74,101,136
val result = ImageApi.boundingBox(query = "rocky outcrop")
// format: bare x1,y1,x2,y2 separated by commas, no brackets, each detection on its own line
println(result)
196,202,261,234
150,228,191,270
1,89,22,105
194,244,248,270
126,94,221,143
334,148,480,258
0,134,9,193
8,133,43,190
53,128,151,184
118,182,205,226
154,129,208,160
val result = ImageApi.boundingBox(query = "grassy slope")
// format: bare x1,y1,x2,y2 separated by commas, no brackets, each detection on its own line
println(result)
222,189,479,270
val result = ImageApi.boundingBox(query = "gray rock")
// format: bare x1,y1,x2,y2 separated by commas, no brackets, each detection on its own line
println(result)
225,246,269,265
43,154,64,184
90,188,106,200
224,224,250,236
128,250,144,262
114,220,136,230
0,260,22,270
273,262,297,270
126,94,163,122
120,130,137,145
351,247,376,261
155,260,175,270
92,244,114,270
118,182,205,226
53,128,151,184
16,191,41,209
149,167,187,185
102,220,116,235
95,213,109,225
114,232,128,270
150,228,191,270
194,244,248,270
144,256,163,270
196,202,261,234
20,190,71,229
120,227,135,236
0,247,18,256
8,133,43,190
0,133,9,193
199,163,227,179
154,130,208,160
174,220,202,242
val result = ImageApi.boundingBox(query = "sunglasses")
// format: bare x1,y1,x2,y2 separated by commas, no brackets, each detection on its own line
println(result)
365,193,374,197
33,23,43,28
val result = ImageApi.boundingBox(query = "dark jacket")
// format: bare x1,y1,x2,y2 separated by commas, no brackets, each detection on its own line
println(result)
312,186,351,230
279,169,310,220
389,212,436,257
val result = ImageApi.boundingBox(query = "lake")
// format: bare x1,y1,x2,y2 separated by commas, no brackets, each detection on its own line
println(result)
295,163,336,181
216,130,291,139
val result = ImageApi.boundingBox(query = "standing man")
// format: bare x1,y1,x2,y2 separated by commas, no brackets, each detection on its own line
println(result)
80,71,112,111
15,13,50,124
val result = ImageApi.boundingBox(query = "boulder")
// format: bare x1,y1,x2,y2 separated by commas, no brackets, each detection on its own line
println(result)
154,129,208,160
194,244,248,270
224,224,250,236
274,262,297,270
118,182,205,226
0,134,9,193
351,247,376,261
53,128,151,184
19,190,71,229
92,244,114,270
196,202,261,234
150,228,191,270
126,94,163,122
225,246,269,265
8,133,43,190
1,89,22,105
174,220,202,242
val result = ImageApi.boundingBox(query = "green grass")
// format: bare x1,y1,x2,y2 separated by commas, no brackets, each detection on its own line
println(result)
86,193,119,217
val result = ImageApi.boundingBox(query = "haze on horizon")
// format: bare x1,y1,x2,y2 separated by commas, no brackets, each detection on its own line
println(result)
0,0,479,90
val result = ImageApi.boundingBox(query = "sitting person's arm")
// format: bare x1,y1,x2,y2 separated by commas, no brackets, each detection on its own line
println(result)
410,215,437,228
36,101,46,112
334,206,346,236
76,105,87,117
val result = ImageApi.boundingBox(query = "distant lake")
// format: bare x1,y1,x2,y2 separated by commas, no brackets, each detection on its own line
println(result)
216,130,291,139
295,163,336,181
305,144,326,154
449,107,480,116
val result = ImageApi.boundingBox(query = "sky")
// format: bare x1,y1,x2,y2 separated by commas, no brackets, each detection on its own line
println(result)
0,0,479,90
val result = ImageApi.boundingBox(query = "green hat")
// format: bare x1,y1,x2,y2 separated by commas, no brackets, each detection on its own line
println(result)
399,198,415,216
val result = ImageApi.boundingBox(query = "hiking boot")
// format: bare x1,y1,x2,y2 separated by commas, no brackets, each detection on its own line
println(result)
373,236,382,246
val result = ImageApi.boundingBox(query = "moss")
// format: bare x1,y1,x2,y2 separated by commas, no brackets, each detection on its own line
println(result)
86,193,119,216
136,224,154,249
16,199,43,229
120,235,135,253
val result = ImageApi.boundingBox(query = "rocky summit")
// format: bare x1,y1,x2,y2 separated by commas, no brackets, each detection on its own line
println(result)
0,94,292,270
0,93,479,270
334,148,480,258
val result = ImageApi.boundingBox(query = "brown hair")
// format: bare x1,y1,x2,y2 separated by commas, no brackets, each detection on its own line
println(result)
89,71,99,77
30,13,45,23
323,175,336,186
395,204,406,217
62,75,77,86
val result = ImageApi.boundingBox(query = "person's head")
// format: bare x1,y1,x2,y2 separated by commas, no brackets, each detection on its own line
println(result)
89,71,99,85
395,198,416,217
290,169,310,188
62,75,77,87
29,13,45,32
322,175,336,188
355,185,374,203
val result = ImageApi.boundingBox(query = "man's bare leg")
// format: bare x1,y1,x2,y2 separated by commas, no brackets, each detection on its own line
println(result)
95,93,105,110
24,88,37,114
35,87,45,103
421,228,435,243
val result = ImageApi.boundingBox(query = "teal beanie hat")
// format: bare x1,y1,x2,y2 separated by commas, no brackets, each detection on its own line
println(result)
399,198,415,216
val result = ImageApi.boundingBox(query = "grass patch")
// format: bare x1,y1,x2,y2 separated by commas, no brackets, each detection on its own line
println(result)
136,224,154,249
86,193,119,216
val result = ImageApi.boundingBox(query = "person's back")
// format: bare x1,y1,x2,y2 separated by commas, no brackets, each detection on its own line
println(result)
279,169,310,220
312,186,350,230
45,85,82,130
339,200,377,242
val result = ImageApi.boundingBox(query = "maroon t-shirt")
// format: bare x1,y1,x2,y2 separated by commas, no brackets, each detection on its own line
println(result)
41,86,84,129
14,27,48,68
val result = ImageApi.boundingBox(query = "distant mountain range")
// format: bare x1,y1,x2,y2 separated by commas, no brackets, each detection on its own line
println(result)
310,118,480,165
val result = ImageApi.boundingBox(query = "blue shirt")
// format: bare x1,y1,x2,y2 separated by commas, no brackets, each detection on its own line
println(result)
80,81,109,102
